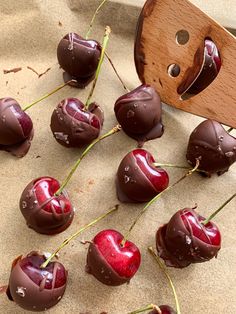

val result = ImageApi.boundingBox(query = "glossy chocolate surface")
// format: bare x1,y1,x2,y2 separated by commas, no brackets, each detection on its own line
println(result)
186,119,236,176
20,177,74,235
149,305,176,314
114,85,164,146
50,98,103,148
156,208,221,268
116,149,169,203
0,98,34,157
57,33,101,88
7,252,67,311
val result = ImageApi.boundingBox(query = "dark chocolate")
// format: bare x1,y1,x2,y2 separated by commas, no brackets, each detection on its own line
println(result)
57,33,101,88
156,208,221,268
20,177,74,235
116,149,169,203
0,98,34,157
7,252,67,311
186,119,236,176
50,98,103,148
114,85,164,147
86,243,129,286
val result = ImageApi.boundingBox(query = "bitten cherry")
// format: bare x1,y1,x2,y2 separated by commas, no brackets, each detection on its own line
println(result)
86,229,141,286
50,98,103,147
20,177,74,235
186,119,236,176
114,85,164,147
116,149,169,203
57,33,101,88
186,39,221,95
6,252,67,311
0,98,34,157
156,208,221,268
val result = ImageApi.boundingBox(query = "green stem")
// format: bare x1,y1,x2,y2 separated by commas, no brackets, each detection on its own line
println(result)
121,159,200,246
55,125,121,196
128,304,161,314
41,204,119,268
85,26,111,109
154,163,207,174
105,52,130,92
85,0,108,39
202,193,236,225
148,247,181,314
23,80,74,111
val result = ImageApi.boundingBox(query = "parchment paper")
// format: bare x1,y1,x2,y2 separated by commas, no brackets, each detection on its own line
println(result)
0,1,236,313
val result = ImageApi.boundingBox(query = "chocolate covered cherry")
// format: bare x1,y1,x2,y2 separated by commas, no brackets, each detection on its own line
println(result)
156,208,221,268
186,119,236,176
50,98,104,147
57,33,101,88
186,39,221,95
149,305,176,314
20,177,74,235
7,252,67,311
86,229,141,286
0,98,34,157
114,85,164,146
116,149,169,203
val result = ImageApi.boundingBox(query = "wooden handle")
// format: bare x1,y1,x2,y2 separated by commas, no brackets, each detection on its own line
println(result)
135,0,236,127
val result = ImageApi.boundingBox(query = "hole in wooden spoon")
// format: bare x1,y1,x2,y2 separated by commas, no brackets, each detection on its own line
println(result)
176,30,190,45
167,64,180,77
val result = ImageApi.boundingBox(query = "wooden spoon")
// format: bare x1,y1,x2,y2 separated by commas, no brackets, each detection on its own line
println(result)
134,0,236,127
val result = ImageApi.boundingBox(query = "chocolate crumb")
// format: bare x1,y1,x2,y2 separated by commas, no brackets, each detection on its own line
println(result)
36,155,41,159
27,66,51,78
88,180,94,185
6,81,8,86
27,66,39,76
38,67,51,78
58,21,62,27
3,67,22,74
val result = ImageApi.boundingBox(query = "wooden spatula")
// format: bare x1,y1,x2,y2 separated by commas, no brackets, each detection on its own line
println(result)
134,0,236,127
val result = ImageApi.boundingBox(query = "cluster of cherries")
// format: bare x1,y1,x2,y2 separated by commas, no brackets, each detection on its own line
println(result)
1,2,236,313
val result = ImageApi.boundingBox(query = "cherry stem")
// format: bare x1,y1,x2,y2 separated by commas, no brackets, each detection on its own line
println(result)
121,159,200,246
55,125,121,196
227,127,234,133
41,204,119,268
148,247,181,314
23,80,74,111
154,163,207,174
85,26,111,109
128,304,161,314
85,0,108,40
105,52,130,92
202,192,236,225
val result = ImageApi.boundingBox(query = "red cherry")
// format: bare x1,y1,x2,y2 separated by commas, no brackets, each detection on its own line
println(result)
86,229,141,286
65,98,100,129
181,210,221,246
116,149,169,203
7,252,67,311
149,305,176,314
50,98,103,148
20,177,74,235
156,208,221,268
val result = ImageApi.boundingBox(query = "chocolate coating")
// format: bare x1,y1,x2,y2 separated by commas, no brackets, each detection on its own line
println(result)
156,208,221,268
0,98,34,157
50,98,103,148
7,252,67,311
57,33,101,88
149,305,176,314
186,119,236,176
20,177,74,235
116,149,169,203
114,85,164,147
86,243,129,286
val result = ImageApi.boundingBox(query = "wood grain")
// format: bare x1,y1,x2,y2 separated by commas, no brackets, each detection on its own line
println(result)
135,0,236,127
